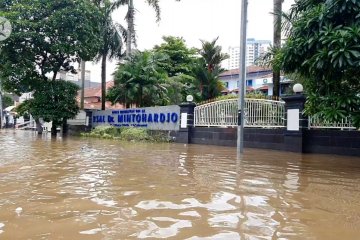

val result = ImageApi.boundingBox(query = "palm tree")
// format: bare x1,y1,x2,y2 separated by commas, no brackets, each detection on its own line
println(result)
108,51,168,107
273,0,283,98
122,0,181,57
199,37,228,73
124,0,161,57
195,37,228,100
93,0,126,110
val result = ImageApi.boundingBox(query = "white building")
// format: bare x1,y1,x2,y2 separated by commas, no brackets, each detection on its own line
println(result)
58,69,91,82
18,92,33,104
227,38,271,70
219,66,292,96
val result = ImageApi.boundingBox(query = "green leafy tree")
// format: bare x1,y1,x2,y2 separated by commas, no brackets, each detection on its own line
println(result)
0,0,102,133
154,36,197,77
17,81,80,135
2,95,13,109
0,0,102,93
280,0,360,127
153,36,199,104
163,74,200,104
108,50,168,107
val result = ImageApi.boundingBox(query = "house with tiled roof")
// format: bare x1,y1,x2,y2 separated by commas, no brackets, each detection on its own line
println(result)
219,65,292,96
77,81,124,110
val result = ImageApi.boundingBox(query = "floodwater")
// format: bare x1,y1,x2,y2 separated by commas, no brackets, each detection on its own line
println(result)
0,131,360,240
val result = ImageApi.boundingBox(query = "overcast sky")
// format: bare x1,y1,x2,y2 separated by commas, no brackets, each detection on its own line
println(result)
88,0,295,82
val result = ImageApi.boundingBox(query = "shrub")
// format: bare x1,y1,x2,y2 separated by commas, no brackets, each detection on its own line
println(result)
120,128,150,141
81,126,171,142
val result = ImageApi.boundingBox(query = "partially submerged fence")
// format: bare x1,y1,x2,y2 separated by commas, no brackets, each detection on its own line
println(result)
194,98,285,128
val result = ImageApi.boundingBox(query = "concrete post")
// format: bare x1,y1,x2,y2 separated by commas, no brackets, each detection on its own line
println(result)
176,102,196,144
282,94,307,153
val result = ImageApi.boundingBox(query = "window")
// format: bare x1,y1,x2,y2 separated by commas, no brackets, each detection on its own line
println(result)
247,80,253,87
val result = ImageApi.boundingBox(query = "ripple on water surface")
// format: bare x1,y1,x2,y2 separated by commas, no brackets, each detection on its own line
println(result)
0,131,360,239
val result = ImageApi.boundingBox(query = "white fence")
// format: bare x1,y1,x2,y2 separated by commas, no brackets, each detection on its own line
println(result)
308,116,356,130
194,98,285,128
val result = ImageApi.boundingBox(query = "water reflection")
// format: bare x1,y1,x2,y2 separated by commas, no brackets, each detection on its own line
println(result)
0,130,360,239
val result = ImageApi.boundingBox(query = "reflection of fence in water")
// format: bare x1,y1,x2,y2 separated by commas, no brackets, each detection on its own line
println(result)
194,98,285,128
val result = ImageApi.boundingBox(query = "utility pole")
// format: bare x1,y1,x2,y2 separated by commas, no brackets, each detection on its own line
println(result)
80,60,85,110
237,0,248,154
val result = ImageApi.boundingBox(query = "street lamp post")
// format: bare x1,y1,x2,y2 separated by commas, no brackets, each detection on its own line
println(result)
237,0,248,154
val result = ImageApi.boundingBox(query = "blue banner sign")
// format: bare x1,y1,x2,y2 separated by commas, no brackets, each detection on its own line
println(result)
92,105,180,131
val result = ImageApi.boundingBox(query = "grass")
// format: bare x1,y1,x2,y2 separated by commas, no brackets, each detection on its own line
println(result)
81,126,172,142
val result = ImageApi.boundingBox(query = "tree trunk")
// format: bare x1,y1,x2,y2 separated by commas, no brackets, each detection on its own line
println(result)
126,0,134,58
101,53,107,110
139,86,143,107
62,118,68,136
51,121,57,136
273,0,282,98
80,60,86,110
35,119,43,134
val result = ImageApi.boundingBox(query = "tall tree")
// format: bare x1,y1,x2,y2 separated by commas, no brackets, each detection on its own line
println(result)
93,0,126,110
280,0,360,127
17,81,80,135
199,37,228,73
153,36,197,77
0,0,102,133
153,36,200,103
108,50,168,107
273,0,283,98
121,0,180,57
195,37,228,100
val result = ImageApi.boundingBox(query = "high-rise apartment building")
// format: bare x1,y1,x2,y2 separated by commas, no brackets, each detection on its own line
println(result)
227,38,271,70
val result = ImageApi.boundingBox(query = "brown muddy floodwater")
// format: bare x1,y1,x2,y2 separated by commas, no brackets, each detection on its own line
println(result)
0,131,360,240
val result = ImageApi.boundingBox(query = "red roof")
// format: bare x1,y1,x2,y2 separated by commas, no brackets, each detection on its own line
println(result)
258,85,269,90
83,87,101,98
77,80,125,110
79,81,116,98
83,101,124,110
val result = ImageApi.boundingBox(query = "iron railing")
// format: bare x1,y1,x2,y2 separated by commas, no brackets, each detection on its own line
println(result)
308,116,356,130
194,98,285,128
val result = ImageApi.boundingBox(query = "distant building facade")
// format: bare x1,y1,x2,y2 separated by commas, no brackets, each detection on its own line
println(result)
58,69,100,89
18,92,33,104
219,66,292,96
227,38,271,69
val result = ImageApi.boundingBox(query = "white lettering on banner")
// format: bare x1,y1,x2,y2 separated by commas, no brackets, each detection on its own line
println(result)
92,105,180,131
